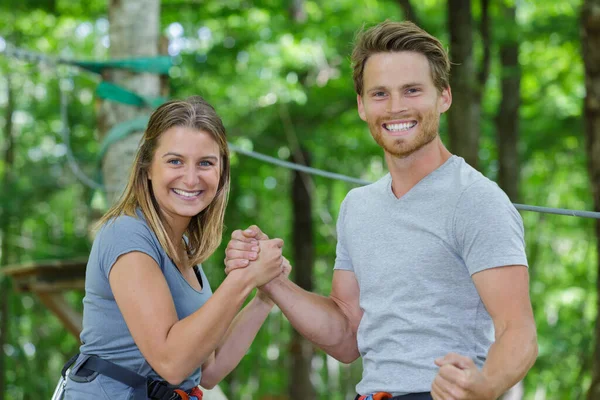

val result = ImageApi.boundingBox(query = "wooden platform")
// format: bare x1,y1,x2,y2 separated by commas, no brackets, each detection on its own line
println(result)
2,258,88,338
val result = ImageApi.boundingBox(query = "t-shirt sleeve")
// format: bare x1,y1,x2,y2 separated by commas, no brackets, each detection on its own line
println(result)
334,195,354,271
453,180,528,275
96,215,163,278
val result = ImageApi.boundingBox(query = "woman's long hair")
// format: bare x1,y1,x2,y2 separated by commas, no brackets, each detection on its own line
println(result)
98,96,231,267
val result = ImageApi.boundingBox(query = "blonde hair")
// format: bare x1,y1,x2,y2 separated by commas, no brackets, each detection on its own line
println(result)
98,96,230,267
351,20,450,95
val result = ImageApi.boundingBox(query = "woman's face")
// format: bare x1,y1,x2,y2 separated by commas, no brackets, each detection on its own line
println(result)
148,126,221,231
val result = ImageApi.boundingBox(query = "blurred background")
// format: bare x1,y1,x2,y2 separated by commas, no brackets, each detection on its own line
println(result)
0,0,599,399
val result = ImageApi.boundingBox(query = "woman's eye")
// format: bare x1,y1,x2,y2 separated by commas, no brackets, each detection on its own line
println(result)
199,160,214,167
168,159,182,165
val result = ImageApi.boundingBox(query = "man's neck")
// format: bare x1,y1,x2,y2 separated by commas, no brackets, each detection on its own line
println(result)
385,137,452,199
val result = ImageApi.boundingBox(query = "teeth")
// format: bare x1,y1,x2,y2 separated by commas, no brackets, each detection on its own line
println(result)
173,189,201,197
385,122,416,131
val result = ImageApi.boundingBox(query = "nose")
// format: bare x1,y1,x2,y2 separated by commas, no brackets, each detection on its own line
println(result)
387,93,407,114
182,165,199,187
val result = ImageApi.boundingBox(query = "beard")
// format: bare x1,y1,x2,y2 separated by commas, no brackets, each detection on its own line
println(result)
368,109,440,158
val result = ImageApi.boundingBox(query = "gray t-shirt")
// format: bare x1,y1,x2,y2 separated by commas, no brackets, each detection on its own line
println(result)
66,210,213,399
334,156,528,396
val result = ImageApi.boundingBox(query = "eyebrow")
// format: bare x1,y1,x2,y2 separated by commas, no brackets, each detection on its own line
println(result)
162,152,219,161
367,83,423,92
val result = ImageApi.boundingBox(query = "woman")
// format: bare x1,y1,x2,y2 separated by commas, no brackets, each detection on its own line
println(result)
63,97,286,400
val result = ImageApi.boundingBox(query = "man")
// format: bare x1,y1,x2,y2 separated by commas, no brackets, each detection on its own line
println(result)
225,21,537,400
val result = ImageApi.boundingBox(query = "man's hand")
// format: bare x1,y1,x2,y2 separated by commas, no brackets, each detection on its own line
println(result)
224,225,270,273
256,256,292,305
432,353,497,400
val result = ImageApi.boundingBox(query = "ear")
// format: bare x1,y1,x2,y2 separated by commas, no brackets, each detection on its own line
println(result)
147,167,152,181
438,86,452,114
357,94,367,122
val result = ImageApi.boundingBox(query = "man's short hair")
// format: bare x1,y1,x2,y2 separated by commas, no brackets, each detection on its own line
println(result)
351,20,451,95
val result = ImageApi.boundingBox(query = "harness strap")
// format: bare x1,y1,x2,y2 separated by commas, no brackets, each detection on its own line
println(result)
67,353,202,400
82,355,147,389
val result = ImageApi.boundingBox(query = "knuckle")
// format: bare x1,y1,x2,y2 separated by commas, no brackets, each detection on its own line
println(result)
451,387,464,399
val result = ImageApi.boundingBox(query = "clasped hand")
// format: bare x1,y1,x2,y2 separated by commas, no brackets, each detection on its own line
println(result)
224,225,291,289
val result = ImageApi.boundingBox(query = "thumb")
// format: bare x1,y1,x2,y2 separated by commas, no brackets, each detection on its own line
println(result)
270,238,284,248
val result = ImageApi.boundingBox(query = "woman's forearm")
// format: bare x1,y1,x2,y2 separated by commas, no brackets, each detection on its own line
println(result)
200,293,273,388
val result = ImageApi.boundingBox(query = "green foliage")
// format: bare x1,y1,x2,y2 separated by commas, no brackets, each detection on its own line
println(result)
0,0,595,398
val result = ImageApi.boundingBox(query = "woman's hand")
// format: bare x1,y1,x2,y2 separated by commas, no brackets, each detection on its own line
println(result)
224,225,269,274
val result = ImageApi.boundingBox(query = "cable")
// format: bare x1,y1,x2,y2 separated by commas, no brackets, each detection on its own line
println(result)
228,145,600,220
228,144,371,186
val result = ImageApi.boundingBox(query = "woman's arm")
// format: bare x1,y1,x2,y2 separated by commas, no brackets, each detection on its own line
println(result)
200,258,291,388
108,239,283,385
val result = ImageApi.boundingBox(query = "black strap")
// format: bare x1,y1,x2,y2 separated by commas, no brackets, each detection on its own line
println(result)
81,355,147,390
65,353,185,400
61,353,80,378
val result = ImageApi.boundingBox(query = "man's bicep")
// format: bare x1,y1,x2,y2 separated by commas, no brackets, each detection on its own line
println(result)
330,270,363,333
472,265,535,335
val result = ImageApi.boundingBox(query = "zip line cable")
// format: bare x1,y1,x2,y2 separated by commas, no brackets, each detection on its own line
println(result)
4,41,600,220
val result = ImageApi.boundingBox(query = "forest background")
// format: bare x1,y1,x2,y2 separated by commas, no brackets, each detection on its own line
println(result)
1,0,599,399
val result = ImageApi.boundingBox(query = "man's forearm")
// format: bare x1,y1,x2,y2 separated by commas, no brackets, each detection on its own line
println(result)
262,277,360,363
483,323,538,397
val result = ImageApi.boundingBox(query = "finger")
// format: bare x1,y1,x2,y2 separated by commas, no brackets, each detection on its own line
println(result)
437,364,466,384
231,229,259,243
244,225,269,240
224,259,249,274
431,379,455,400
435,353,473,370
225,248,258,261
226,239,257,254
269,238,284,248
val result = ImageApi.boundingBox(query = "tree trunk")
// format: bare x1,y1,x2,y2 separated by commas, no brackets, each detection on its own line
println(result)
0,70,16,400
100,0,163,203
397,0,419,24
286,2,315,398
495,4,521,202
289,149,316,400
583,0,600,397
497,7,523,398
447,0,479,170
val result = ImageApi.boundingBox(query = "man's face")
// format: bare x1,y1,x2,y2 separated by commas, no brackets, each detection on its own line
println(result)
357,51,451,158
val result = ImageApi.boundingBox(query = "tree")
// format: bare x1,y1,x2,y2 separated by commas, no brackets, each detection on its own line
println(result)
495,3,521,202
0,69,15,400
100,0,164,202
447,0,478,169
582,0,600,397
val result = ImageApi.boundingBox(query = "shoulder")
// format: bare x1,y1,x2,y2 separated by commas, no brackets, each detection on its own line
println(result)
93,212,165,276
97,212,153,239
343,173,390,204
448,158,515,213
94,212,162,257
